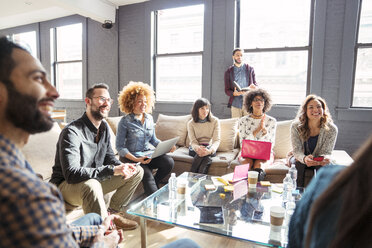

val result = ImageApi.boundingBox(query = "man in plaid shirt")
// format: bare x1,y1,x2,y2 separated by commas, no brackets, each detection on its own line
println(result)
0,37,119,247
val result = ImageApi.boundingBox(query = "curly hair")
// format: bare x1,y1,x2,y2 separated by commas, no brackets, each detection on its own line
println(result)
243,88,272,114
296,94,333,141
118,81,155,114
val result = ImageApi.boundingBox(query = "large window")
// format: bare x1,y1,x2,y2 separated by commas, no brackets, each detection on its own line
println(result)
50,23,83,100
8,31,37,58
353,0,372,107
238,0,313,105
154,4,204,102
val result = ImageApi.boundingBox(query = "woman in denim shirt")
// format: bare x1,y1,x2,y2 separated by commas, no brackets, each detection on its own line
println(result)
116,81,175,196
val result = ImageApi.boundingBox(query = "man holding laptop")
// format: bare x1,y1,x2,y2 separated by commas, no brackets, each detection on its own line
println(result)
50,83,144,230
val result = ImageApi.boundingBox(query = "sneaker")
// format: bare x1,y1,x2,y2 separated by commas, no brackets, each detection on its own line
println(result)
108,209,139,230
253,168,266,181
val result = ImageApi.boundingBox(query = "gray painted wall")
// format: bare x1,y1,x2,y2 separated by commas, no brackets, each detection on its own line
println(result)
1,0,371,155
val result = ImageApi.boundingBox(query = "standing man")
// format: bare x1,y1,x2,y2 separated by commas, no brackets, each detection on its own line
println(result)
50,83,144,230
0,36,119,247
224,48,258,118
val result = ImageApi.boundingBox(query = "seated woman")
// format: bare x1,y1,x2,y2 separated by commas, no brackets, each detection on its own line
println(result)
238,88,276,180
116,81,175,196
288,134,372,248
290,94,338,187
187,98,221,174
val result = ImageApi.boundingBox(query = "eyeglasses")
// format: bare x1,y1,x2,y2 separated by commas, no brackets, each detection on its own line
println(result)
92,96,114,105
253,98,265,102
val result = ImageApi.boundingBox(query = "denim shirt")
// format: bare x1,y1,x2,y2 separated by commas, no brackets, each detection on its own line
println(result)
116,113,160,157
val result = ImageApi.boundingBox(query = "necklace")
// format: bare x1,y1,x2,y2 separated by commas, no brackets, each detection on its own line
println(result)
251,113,263,118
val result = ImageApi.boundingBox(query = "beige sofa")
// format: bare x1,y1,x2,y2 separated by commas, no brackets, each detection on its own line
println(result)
21,115,353,220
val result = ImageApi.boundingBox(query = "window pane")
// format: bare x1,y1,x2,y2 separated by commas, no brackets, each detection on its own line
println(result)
56,62,82,100
246,51,308,105
12,31,37,57
358,0,372,43
353,48,372,107
156,56,202,102
157,5,204,54
240,0,311,48
56,23,82,61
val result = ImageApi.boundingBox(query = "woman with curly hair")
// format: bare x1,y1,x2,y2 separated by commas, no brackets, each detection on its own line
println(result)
290,94,338,187
187,98,220,174
116,81,175,196
238,88,277,181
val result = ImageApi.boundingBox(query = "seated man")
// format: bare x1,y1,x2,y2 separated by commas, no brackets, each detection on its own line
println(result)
0,36,119,247
50,83,144,230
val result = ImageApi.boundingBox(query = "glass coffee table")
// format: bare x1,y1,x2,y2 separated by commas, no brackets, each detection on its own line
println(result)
128,172,296,248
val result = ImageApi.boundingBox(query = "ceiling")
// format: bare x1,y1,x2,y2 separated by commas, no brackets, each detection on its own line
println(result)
0,0,148,30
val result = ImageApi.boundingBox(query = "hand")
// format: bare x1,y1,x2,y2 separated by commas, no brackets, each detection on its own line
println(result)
169,145,177,153
138,156,151,164
233,87,244,96
93,215,120,248
249,84,257,90
114,163,136,178
196,145,210,157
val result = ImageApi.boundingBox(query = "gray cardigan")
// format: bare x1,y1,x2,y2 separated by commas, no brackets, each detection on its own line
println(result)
290,121,338,163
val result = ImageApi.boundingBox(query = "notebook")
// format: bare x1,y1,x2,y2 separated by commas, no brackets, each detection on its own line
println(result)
231,163,250,183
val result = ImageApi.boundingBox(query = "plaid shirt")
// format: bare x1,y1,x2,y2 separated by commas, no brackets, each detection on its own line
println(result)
0,134,103,247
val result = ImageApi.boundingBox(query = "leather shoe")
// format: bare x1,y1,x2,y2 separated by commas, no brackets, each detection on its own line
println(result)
108,209,139,230
253,168,266,181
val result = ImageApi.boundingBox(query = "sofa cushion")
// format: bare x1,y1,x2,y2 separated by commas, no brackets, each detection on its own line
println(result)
155,114,191,147
273,120,293,159
217,118,239,152
106,116,122,135
22,122,61,181
103,119,118,155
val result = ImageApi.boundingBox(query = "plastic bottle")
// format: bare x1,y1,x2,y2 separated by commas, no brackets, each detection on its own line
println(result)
282,173,293,207
168,173,177,203
289,163,297,190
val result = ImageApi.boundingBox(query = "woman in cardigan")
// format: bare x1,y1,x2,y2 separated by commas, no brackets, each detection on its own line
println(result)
187,98,221,174
116,81,175,196
238,88,277,181
290,94,338,187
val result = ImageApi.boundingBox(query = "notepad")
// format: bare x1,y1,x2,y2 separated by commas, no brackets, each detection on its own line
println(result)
231,163,250,183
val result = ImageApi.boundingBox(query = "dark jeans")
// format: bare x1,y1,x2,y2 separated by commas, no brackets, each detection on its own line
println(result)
121,154,174,196
291,157,321,187
189,147,216,174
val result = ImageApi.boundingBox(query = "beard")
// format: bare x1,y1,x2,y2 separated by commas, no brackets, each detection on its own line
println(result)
90,105,109,121
234,59,241,64
4,79,54,134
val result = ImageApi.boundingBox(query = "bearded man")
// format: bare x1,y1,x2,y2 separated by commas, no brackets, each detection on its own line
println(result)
50,83,144,230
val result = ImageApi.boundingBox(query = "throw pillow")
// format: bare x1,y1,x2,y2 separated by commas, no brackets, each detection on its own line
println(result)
217,118,239,152
155,114,191,147
105,116,122,135
273,120,293,159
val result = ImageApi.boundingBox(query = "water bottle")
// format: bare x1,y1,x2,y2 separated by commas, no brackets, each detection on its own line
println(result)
282,173,293,207
289,163,297,190
168,173,177,203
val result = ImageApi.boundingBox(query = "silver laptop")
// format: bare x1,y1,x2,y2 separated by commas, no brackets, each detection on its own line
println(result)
145,137,179,159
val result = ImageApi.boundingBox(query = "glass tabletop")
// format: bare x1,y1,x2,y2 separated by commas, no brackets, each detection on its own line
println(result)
128,172,299,247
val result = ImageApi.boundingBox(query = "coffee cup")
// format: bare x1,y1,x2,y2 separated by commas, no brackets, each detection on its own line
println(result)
248,171,259,188
177,179,186,199
270,206,285,232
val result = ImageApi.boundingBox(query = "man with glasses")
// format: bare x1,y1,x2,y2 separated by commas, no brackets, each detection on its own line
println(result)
50,83,144,230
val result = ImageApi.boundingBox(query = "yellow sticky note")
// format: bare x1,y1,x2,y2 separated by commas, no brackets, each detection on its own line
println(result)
224,185,234,192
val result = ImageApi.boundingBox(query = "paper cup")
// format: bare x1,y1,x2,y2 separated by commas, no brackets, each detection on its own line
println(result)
248,171,259,188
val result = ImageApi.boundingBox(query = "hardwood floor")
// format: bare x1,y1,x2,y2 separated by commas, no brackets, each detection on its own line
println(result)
119,218,266,248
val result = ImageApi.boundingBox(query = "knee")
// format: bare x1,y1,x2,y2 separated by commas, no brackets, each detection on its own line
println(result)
84,213,103,225
133,166,144,181
81,179,103,196
161,155,175,170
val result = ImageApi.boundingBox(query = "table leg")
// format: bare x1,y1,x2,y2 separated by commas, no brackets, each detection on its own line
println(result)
140,217,147,248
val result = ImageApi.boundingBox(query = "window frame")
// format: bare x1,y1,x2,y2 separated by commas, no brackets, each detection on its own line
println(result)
338,0,372,121
235,0,316,106
152,3,205,103
40,15,87,106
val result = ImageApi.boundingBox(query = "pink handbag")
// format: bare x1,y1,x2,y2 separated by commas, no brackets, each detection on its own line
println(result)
241,139,272,160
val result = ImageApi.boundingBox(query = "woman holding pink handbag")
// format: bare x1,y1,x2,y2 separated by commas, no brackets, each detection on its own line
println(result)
238,89,277,181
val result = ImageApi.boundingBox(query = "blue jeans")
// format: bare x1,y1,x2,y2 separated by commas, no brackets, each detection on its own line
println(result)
71,213,102,226
161,239,200,248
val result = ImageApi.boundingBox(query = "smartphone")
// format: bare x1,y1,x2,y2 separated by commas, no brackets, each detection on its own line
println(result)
313,156,324,161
